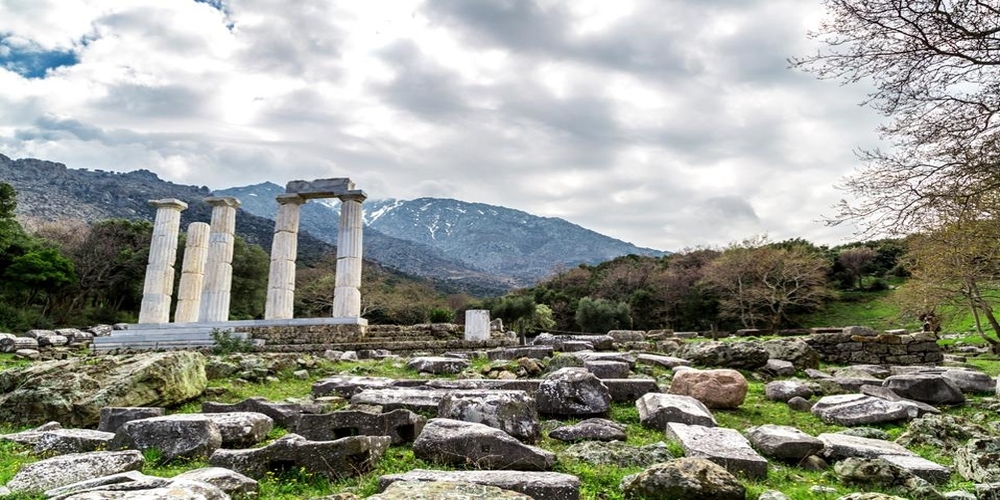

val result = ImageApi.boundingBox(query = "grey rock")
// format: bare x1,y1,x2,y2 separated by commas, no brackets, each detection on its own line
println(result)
609,330,647,342
836,365,890,379
763,359,796,377
111,414,223,462
836,427,891,441
210,433,390,480
975,484,1000,500
666,422,768,479
679,340,769,370
0,351,206,427
636,393,716,429
413,418,555,471
602,378,660,403
811,394,918,426
955,437,1000,482
745,424,824,460
0,421,63,446
787,396,813,412
843,326,878,336
202,396,322,429
635,353,691,369
98,407,165,434
896,414,995,452
941,370,995,394
831,376,887,392
765,379,814,402
583,360,630,379
817,432,915,461
548,418,626,442
536,368,611,417
620,458,746,500
378,469,580,500
296,407,426,445
557,440,673,467
43,470,153,498
860,385,941,416
762,338,820,370
834,493,909,500
59,478,230,500
34,428,116,455
173,466,258,498
407,356,470,374
438,390,540,443
805,368,833,379
15,349,40,359
201,411,274,448
487,346,554,361
350,388,453,413
369,481,532,500
759,491,792,500
5,450,144,494
879,454,952,484
883,374,965,405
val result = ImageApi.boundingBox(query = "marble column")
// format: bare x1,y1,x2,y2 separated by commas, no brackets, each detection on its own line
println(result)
173,222,210,323
264,194,305,320
138,199,188,324
332,193,366,318
464,310,491,341
199,196,240,322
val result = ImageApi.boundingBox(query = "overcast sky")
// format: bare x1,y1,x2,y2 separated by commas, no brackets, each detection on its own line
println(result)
0,0,886,251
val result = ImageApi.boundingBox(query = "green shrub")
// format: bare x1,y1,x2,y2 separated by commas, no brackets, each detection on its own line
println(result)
210,328,255,355
428,307,454,323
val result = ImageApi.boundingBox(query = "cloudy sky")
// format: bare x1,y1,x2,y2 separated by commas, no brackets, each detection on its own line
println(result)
0,0,886,251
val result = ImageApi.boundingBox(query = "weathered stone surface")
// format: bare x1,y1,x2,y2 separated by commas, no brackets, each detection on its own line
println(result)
34,428,116,455
787,396,813,412
210,433,390,480
370,480,532,500
202,396,322,429
669,369,748,409
487,346,554,361
620,458,746,500
835,494,909,500
0,351,207,427
58,478,230,500
296,407,426,445
679,341,769,370
831,376,887,393
312,376,397,397
759,491,792,500
879,454,952,484
171,466,258,497
0,421,62,446
548,418,626,442
896,414,994,452
407,356,470,374
666,422,768,479
636,353,691,369
41,470,153,498
438,390,540,443
583,360,631,379
762,338,820,370
763,359,796,377
351,388,453,413
536,368,611,417
976,483,1000,500
557,440,673,467
745,424,823,461
811,394,917,426
883,374,965,405
939,369,994,394
955,437,1000,482
5,450,144,494
201,411,274,448
636,393,716,429
98,407,166,434
111,414,223,461
764,379,813,402
413,418,555,470
837,365,891,379
859,385,940,416
602,378,660,403
378,469,580,500
817,432,916,461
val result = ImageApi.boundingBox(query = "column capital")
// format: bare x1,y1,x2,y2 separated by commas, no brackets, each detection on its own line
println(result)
338,190,367,203
204,196,241,208
276,193,307,205
149,198,188,211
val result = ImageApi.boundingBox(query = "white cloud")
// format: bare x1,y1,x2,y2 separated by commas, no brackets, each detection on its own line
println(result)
0,0,886,251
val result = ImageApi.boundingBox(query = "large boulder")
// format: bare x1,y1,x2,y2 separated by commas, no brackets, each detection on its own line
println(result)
0,351,207,427
620,458,746,500
296,407,426,445
679,341,769,370
4,450,144,494
811,394,918,426
173,467,259,498
413,418,555,471
882,374,965,406
33,429,116,455
955,437,1000,482
548,418,626,443
438,390,540,444
666,422,768,480
762,338,820,370
557,441,673,467
210,433,390,480
201,412,274,448
406,356,470,374
536,368,611,417
745,424,824,461
764,379,813,402
377,469,580,500
636,393,716,429
669,369,748,409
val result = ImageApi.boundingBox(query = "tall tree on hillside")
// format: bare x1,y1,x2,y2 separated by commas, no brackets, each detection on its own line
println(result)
703,238,832,330
839,246,877,289
793,0,1000,234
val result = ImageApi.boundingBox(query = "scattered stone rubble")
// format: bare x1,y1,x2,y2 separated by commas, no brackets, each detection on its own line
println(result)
0,325,991,499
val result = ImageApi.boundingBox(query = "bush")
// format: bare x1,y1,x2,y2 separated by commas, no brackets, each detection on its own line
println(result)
210,328,256,355
575,297,631,333
428,307,454,323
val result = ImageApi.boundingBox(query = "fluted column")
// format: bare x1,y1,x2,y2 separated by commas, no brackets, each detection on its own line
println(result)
173,222,210,323
332,193,366,318
264,194,305,320
138,199,187,324
199,196,240,322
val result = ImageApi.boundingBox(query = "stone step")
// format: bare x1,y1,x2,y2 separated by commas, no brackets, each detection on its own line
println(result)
92,331,250,352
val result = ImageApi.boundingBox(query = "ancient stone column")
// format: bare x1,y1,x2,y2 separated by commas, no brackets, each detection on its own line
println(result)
264,194,305,320
173,222,210,323
137,199,188,324
199,196,240,322
332,193,366,318
465,310,491,341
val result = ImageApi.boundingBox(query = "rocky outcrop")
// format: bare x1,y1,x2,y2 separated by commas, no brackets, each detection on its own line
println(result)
0,351,207,427
413,419,555,471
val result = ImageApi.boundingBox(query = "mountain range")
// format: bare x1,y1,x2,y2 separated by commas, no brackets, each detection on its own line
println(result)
0,154,667,295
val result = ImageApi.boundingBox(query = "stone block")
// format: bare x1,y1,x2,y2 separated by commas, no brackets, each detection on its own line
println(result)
665,423,768,480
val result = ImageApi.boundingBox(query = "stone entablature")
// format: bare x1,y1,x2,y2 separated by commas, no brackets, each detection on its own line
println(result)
804,331,943,365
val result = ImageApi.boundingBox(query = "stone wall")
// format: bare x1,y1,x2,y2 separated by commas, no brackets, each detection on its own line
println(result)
244,322,517,353
803,330,943,365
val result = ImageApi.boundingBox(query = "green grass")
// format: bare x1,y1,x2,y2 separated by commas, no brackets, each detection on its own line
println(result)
800,290,916,331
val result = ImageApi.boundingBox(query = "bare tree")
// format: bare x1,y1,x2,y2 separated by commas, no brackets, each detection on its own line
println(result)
838,246,877,289
792,0,1000,234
